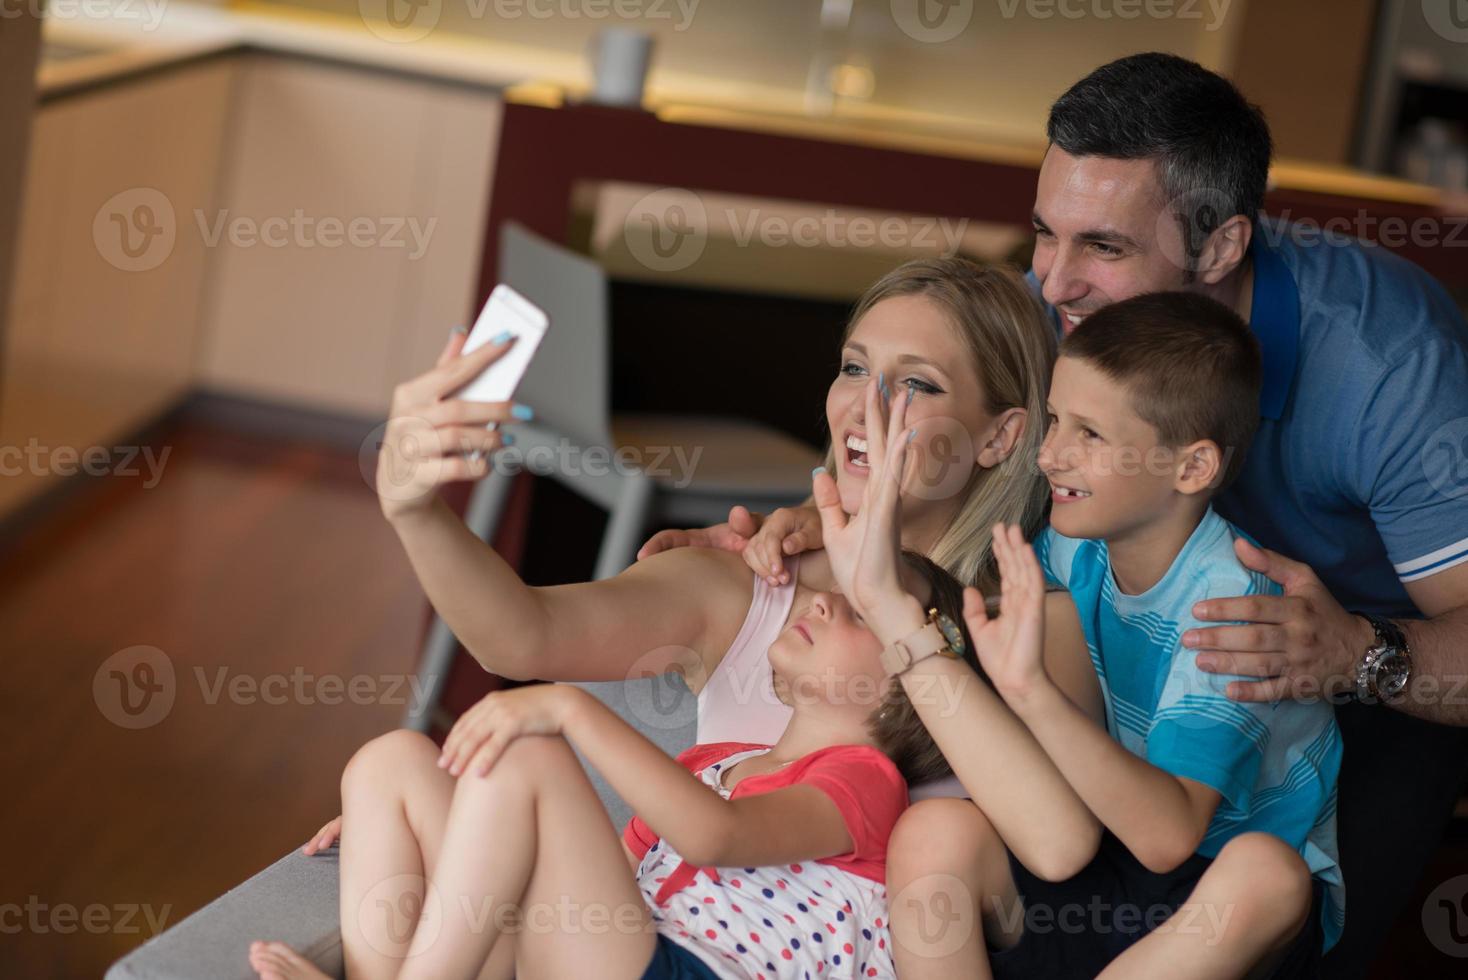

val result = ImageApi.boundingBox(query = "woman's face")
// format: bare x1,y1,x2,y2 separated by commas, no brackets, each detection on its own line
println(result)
825,294,1000,523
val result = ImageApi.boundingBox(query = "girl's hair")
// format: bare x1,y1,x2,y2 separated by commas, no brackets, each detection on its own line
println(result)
821,258,1057,591
869,552,987,785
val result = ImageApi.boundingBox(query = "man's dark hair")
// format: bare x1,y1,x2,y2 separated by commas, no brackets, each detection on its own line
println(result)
1060,291,1261,492
1047,52,1273,279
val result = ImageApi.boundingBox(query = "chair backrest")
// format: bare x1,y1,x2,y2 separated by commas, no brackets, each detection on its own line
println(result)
497,222,613,448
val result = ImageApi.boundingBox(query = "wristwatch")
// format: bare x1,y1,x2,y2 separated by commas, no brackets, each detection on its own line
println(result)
1349,612,1414,704
880,608,966,678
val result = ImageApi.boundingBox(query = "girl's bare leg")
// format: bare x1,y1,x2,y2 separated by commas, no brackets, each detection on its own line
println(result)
332,730,461,979
251,729,469,980
395,734,657,980
886,799,1023,980
1097,832,1314,980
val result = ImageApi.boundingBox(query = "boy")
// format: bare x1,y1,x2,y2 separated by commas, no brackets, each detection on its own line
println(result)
988,291,1343,978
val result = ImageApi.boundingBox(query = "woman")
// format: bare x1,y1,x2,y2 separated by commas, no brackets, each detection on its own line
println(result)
287,258,1101,978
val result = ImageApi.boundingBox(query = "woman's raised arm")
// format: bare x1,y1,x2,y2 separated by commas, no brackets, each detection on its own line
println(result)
378,328,752,686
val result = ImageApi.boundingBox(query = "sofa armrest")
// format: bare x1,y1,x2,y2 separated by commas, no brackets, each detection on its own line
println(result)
106,848,341,980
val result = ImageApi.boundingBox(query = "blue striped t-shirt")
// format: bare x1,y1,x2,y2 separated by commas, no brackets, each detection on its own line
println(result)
1036,506,1345,950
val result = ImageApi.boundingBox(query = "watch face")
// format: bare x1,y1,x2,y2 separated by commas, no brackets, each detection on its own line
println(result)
1376,653,1411,700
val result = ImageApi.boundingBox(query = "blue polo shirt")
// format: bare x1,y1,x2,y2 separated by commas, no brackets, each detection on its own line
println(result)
1035,218,1468,618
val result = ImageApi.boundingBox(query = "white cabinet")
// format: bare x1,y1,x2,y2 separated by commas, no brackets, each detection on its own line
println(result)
2,52,503,519
195,55,502,416
1,60,234,516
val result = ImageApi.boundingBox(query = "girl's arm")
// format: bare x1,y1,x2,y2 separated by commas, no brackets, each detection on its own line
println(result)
559,688,854,868
444,684,855,869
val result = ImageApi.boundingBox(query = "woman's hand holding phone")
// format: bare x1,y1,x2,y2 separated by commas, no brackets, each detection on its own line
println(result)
376,327,529,522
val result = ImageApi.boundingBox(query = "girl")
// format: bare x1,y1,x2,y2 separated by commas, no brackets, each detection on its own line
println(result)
248,482,1014,979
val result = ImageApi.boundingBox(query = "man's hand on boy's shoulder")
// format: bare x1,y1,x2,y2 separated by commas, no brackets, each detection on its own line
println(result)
1181,537,1372,703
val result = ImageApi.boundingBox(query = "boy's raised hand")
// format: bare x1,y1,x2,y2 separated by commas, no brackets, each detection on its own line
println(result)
964,523,1050,703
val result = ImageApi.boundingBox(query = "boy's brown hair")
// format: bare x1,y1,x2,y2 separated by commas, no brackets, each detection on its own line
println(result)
1059,291,1262,492
869,552,987,785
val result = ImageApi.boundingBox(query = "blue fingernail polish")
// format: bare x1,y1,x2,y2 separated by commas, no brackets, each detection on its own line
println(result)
502,433,516,446
491,330,514,344
449,324,468,336
812,466,826,477
906,383,915,403
907,428,917,443
512,404,534,421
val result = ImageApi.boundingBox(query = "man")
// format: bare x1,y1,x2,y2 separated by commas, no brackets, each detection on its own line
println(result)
1034,55,1468,976
644,53,1468,975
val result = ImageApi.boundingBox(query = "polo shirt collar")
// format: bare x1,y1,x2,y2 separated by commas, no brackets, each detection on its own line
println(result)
1246,231,1301,420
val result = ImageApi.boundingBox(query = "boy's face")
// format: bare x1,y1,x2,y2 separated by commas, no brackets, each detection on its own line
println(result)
1038,355,1193,541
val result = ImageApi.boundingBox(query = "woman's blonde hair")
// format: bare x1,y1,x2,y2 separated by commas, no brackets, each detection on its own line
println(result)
822,258,1056,590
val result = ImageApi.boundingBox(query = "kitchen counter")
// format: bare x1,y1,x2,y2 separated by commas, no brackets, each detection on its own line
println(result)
40,0,1459,213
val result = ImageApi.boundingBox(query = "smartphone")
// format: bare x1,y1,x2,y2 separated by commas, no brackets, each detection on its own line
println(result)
451,284,550,406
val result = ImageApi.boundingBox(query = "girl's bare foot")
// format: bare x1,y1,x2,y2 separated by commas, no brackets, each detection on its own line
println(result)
248,940,331,980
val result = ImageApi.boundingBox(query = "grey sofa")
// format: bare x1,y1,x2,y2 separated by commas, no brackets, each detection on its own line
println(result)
105,677,699,980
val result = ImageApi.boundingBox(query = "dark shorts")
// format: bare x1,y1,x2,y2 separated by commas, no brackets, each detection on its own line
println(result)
641,934,721,979
989,831,1324,980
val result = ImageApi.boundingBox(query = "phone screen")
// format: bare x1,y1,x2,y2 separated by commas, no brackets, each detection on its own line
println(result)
453,284,550,404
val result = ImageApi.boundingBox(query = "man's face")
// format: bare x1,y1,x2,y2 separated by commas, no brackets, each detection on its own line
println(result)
1031,146,1194,335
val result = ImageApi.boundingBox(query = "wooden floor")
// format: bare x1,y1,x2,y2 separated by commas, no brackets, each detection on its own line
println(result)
2,416,1466,977
0,419,428,977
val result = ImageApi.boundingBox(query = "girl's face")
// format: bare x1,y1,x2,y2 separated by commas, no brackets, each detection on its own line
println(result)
825,294,1002,523
767,590,889,719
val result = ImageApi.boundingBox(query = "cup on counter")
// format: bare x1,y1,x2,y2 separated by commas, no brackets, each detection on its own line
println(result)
588,28,654,108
